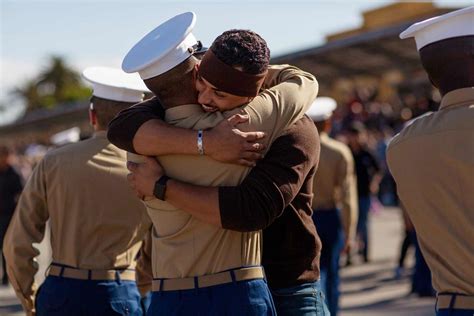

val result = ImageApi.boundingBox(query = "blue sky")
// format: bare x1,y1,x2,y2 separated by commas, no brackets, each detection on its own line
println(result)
0,0,472,124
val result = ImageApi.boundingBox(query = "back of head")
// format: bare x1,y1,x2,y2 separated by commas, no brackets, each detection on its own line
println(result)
144,55,199,104
399,6,474,95
121,12,202,105
210,29,270,74
90,96,136,130
82,66,148,130
420,36,474,95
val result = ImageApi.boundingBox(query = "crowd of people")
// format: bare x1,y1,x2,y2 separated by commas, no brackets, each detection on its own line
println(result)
1,6,473,316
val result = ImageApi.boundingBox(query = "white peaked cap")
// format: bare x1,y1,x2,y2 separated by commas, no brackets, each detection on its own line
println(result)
400,6,474,50
122,12,198,80
50,127,81,146
306,97,337,122
82,66,149,103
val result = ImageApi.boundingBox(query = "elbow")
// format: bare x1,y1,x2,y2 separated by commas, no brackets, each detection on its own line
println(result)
310,77,319,100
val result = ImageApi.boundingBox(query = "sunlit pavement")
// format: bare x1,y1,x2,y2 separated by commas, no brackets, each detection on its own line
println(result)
340,207,435,316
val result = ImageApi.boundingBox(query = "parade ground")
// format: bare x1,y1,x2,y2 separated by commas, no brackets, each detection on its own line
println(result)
0,207,435,316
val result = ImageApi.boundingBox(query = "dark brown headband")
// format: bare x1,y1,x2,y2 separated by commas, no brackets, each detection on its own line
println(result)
198,50,267,97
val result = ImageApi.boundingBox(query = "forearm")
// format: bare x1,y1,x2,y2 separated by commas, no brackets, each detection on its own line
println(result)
107,97,165,153
341,179,358,241
4,211,43,314
3,163,47,313
133,120,201,156
162,175,283,232
239,65,318,148
219,179,284,232
165,179,221,227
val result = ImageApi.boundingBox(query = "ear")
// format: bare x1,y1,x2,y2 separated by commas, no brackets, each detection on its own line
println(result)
193,64,200,80
89,109,97,127
428,75,439,89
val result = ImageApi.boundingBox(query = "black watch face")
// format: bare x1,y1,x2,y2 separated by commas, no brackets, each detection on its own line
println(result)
154,177,168,200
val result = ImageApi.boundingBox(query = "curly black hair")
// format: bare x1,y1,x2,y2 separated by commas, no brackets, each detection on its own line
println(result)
210,29,270,74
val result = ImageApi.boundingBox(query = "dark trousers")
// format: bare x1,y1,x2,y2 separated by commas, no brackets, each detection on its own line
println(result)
148,278,275,315
313,208,344,316
398,230,416,268
0,214,13,284
437,309,474,316
36,275,143,316
357,196,371,261
271,280,330,316
412,235,434,297
436,294,474,316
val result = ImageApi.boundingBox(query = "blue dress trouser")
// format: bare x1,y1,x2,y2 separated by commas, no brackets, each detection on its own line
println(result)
148,278,276,315
313,208,344,316
412,234,434,296
357,196,371,260
271,280,330,316
36,275,143,316
437,309,474,316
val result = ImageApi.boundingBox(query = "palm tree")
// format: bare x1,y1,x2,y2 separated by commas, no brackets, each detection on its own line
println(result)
37,56,82,102
12,79,43,112
9,55,91,114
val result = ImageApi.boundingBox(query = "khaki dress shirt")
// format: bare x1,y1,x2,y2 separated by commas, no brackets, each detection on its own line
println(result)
129,65,318,279
3,132,152,313
312,133,358,241
387,87,474,295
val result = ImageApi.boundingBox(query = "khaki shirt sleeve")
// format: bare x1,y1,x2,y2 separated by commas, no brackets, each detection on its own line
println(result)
3,159,49,315
136,228,153,296
227,64,319,148
337,149,358,241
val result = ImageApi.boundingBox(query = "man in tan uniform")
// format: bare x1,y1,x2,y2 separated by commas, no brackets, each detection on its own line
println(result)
387,6,474,316
120,12,318,315
308,97,358,316
3,67,152,316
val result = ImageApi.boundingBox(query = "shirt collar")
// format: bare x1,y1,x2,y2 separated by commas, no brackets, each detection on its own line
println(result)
319,132,329,140
93,131,107,139
165,104,204,121
439,87,474,110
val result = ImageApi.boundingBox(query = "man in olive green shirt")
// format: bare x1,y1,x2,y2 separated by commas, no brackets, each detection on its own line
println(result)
308,97,358,316
4,67,152,316
120,12,318,315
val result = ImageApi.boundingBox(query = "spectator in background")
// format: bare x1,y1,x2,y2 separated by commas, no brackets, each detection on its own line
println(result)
395,207,415,279
309,97,358,316
0,146,23,285
346,122,381,264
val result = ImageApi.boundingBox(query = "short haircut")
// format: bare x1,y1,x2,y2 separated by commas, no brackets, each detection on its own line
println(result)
144,55,198,101
210,29,270,74
90,96,136,129
420,36,474,95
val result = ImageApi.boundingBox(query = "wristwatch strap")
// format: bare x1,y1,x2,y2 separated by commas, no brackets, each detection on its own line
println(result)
153,175,170,201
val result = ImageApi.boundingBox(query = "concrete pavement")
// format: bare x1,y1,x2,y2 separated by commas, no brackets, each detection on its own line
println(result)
340,207,435,315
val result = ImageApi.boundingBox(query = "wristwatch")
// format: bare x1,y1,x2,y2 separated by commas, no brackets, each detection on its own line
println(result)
153,175,170,201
